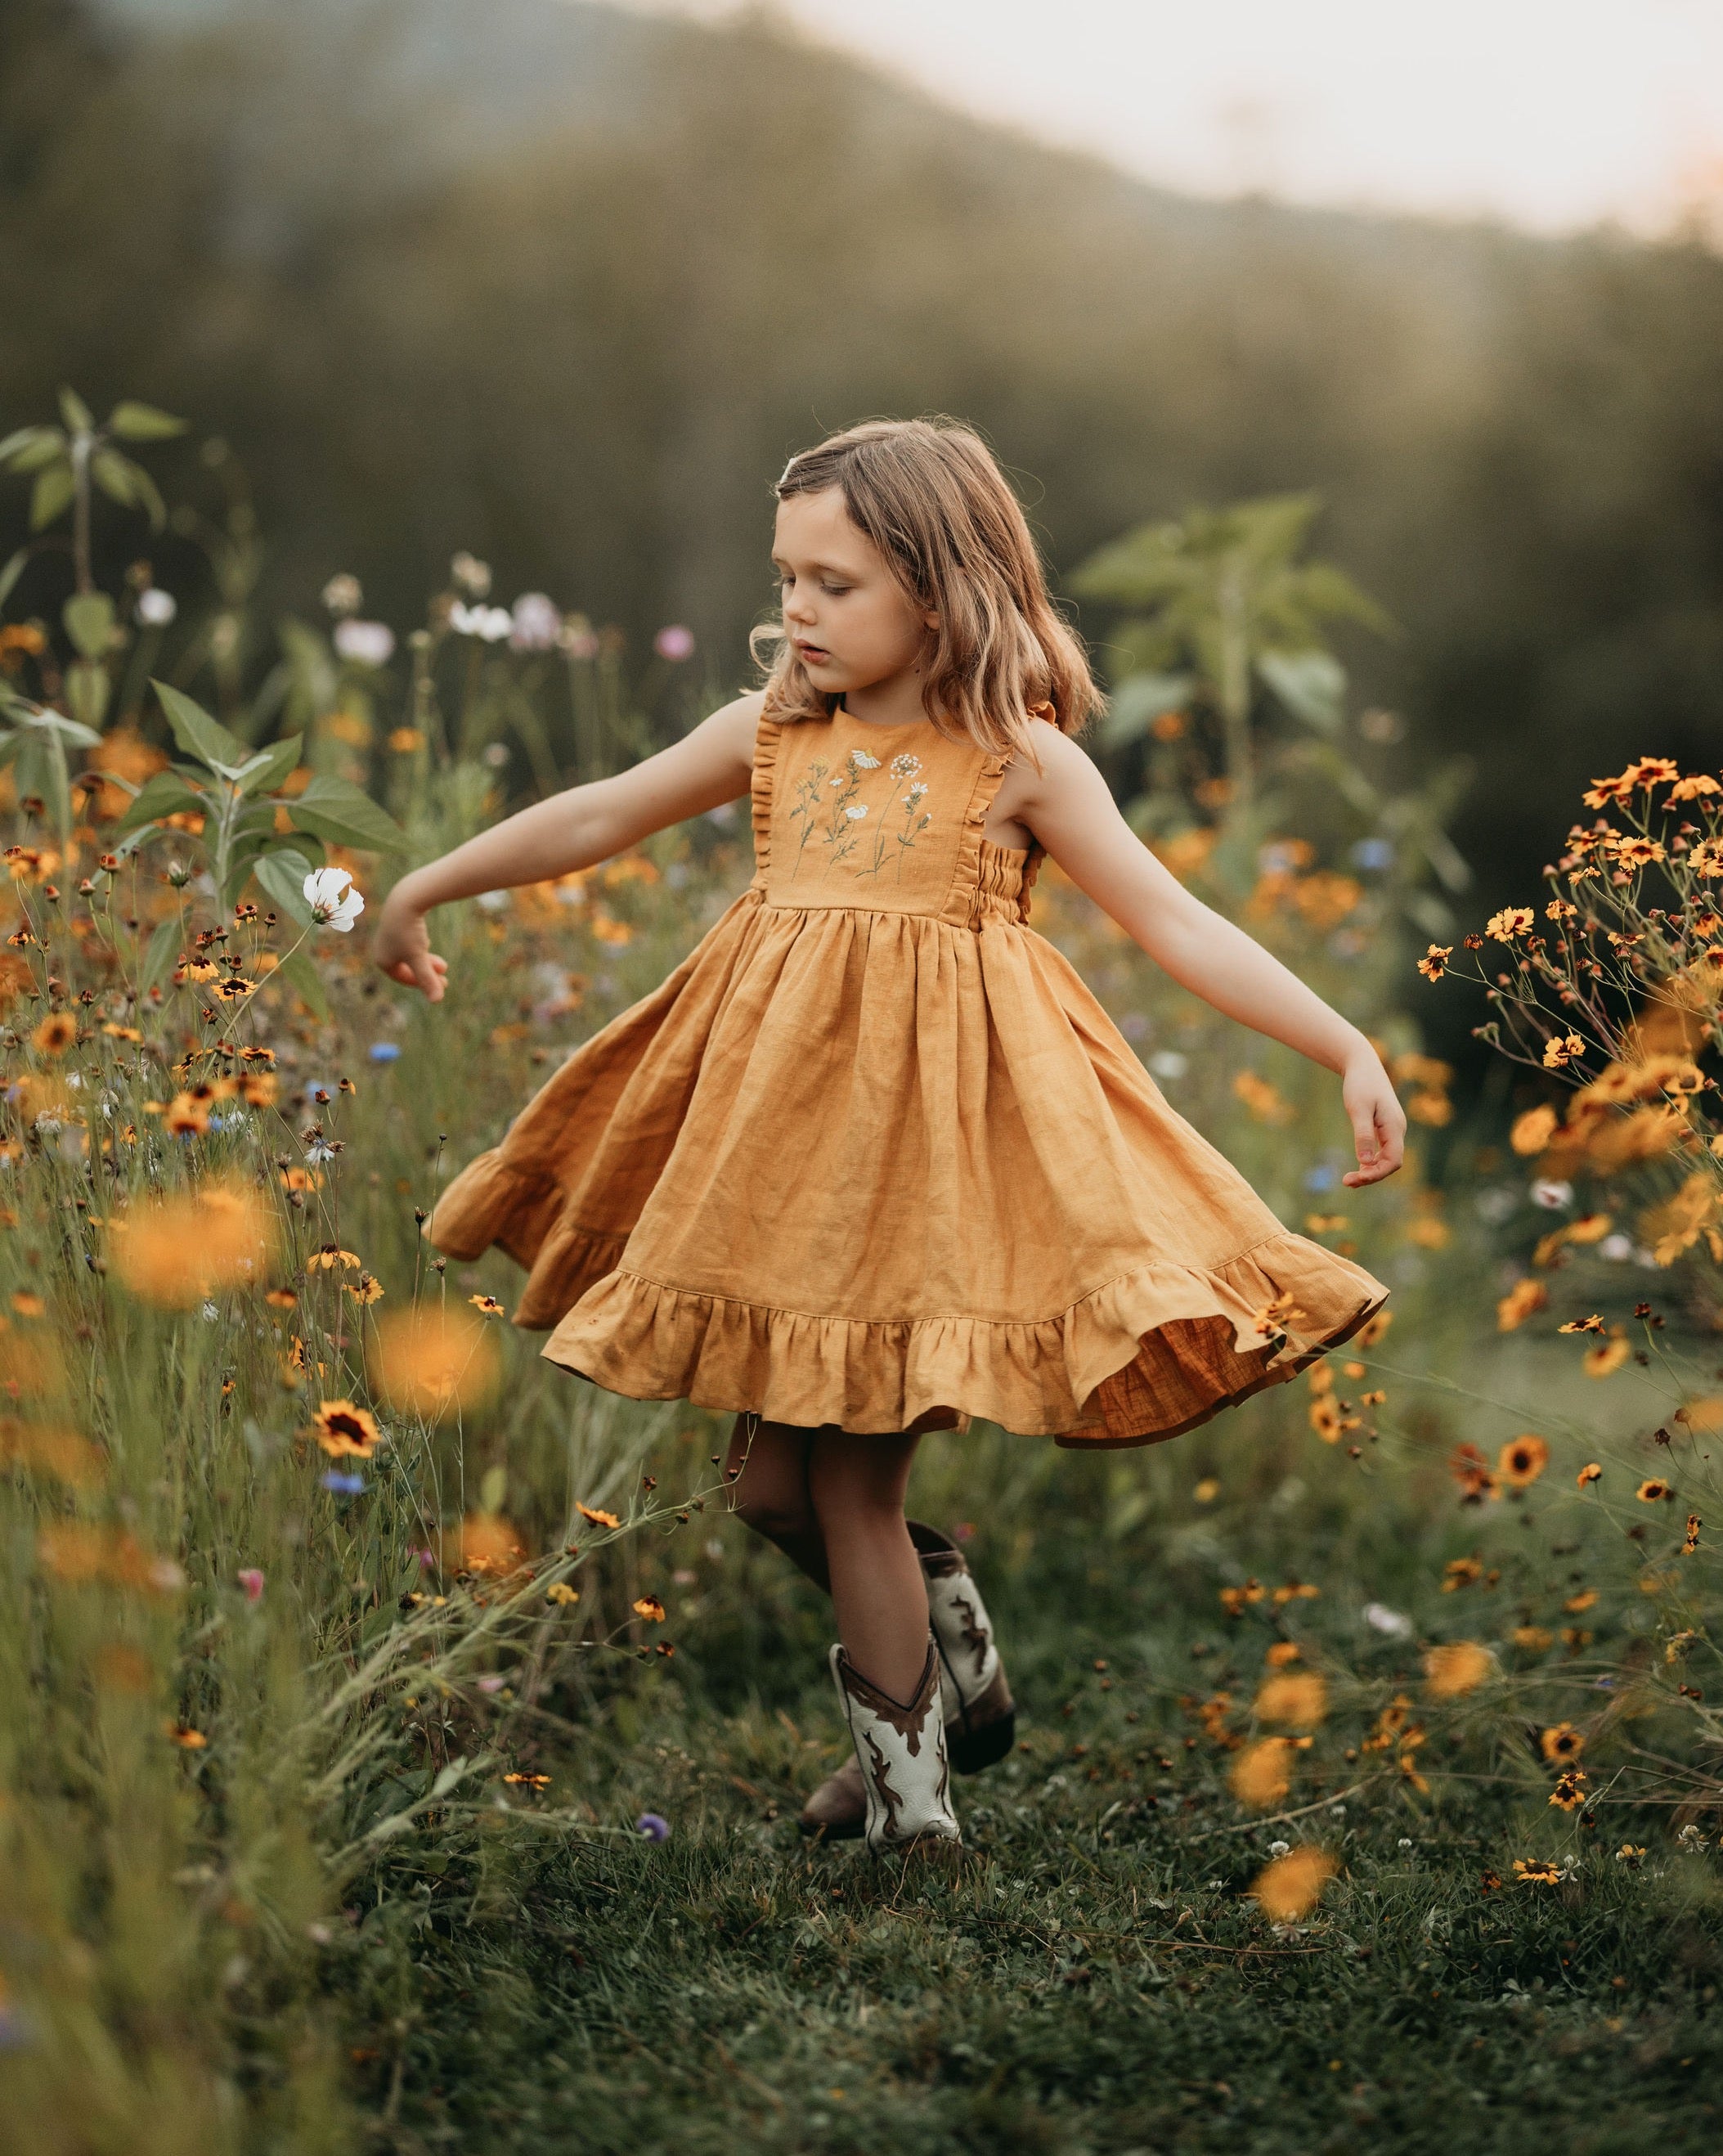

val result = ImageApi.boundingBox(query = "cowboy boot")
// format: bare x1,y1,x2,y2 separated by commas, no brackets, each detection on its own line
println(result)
827,1640,960,1852
800,1528,1017,1836
909,1520,1016,1773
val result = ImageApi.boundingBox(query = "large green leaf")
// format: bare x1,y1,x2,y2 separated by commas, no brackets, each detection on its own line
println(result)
138,917,182,998
276,944,330,1021
1256,649,1347,737
114,769,207,834
56,387,93,435
0,428,67,474
151,679,248,774
63,592,114,661
289,773,409,854
89,448,138,510
234,732,303,799
250,847,319,927
29,464,74,530
106,401,186,442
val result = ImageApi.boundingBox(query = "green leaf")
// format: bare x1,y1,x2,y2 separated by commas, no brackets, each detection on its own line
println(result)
105,402,187,442
151,679,248,773
114,769,207,835
250,847,318,927
0,550,28,611
289,773,409,855
0,428,68,474
276,944,329,1021
62,592,114,661
126,460,168,533
139,916,182,997
29,463,74,531
17,704,102,748
233,732,303,799
1256,649,1347,736
64,658,110,733
89,447,138,509
56,387,94,435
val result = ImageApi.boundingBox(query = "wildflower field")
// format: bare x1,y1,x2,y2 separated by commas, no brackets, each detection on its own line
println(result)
1,400,1721,2154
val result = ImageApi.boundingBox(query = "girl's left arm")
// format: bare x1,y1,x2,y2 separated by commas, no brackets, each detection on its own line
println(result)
1018,730,1405,1188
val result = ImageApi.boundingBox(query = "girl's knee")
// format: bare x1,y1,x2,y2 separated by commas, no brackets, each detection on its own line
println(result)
732,1486,818,1545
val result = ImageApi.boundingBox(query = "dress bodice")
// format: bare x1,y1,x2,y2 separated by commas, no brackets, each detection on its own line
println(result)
747,705,1041,929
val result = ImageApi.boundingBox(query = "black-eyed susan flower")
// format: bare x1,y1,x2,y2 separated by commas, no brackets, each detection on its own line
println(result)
1249,1845,1338,1921
1540,1723,1585,1763
1559,1314,1605,1336
1549,1767,1588,1812
545,1582,580,1607
1637,1479,1673,1504
31,1011,77,1054
307,1246,361,1273
1577,1462,1603,1488
468,1293,505,1318
345,1271,385,1305
1498,1435,1549,1488
1423,1642,1493,1699
1228,1737,1294,1811
1443,1555,1483,1591
576,1503,621,1530
1684,1513,1701,1553
1512,1858,1564,1885
1416,944,1452,981
310,1399,382,1460
632,1595,666,1622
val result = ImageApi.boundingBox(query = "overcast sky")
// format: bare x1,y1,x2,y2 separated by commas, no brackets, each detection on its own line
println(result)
639,0,1723,235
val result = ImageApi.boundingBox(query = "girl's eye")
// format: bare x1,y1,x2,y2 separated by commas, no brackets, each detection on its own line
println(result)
822,584,850,598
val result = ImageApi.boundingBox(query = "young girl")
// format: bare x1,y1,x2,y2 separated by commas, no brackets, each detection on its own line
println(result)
372,418,1402,1853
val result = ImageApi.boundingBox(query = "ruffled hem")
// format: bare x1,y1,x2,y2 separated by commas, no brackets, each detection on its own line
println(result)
539,1233,1387,1447
424,1151,630,1331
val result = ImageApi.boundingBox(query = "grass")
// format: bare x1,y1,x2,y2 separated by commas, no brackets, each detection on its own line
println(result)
320,1444,1723,2155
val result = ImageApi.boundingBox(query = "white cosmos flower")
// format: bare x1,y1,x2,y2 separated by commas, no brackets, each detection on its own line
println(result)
450,602,514,642
334,618,396,667
303,866,365,932
851,750,880,770
509,592,561,651
137,587,177,627
844,803,868,820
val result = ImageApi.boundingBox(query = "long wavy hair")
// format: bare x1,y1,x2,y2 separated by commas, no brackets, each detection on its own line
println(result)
750,416,1102,760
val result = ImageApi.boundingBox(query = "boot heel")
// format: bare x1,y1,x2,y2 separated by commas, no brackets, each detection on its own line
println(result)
949,1712,1015,1775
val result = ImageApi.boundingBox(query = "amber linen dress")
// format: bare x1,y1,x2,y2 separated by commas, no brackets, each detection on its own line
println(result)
425,700,1388,1446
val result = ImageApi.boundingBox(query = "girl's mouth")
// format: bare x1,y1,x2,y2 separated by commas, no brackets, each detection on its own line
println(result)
796,643,832,666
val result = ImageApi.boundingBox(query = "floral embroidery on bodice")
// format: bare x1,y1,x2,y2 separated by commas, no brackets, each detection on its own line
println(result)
748,707,1039,929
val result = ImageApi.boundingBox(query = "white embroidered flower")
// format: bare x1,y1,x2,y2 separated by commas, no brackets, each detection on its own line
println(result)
890,753,921,778
850,749,881,770
303,866,365,932
828,774,845,788
906,783,928,806
844,803,868,820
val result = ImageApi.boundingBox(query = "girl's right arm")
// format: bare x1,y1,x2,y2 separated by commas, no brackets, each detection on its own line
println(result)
371,691,762,1000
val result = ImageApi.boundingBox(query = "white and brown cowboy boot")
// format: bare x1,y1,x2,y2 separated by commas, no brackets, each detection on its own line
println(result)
909,1520,1016,1773
801,1525,1016,1839
825,1641,960,1852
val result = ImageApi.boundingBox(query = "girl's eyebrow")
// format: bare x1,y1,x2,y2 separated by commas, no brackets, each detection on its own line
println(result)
770,555,859,577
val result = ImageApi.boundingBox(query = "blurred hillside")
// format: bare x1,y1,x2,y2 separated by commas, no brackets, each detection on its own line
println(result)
7,0,1723,1040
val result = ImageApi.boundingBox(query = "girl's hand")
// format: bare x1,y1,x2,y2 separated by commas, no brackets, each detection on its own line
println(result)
1339,1052,1405,1188
372,891,449,1002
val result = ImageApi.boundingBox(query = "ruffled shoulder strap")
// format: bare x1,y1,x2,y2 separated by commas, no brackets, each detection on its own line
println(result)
747,694,786,888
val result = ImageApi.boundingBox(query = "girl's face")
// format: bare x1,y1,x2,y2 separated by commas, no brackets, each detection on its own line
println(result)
772,487,932,696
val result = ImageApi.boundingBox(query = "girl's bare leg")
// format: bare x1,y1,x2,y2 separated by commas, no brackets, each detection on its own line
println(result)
807,1427,929,1703
724,1413,831,1592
